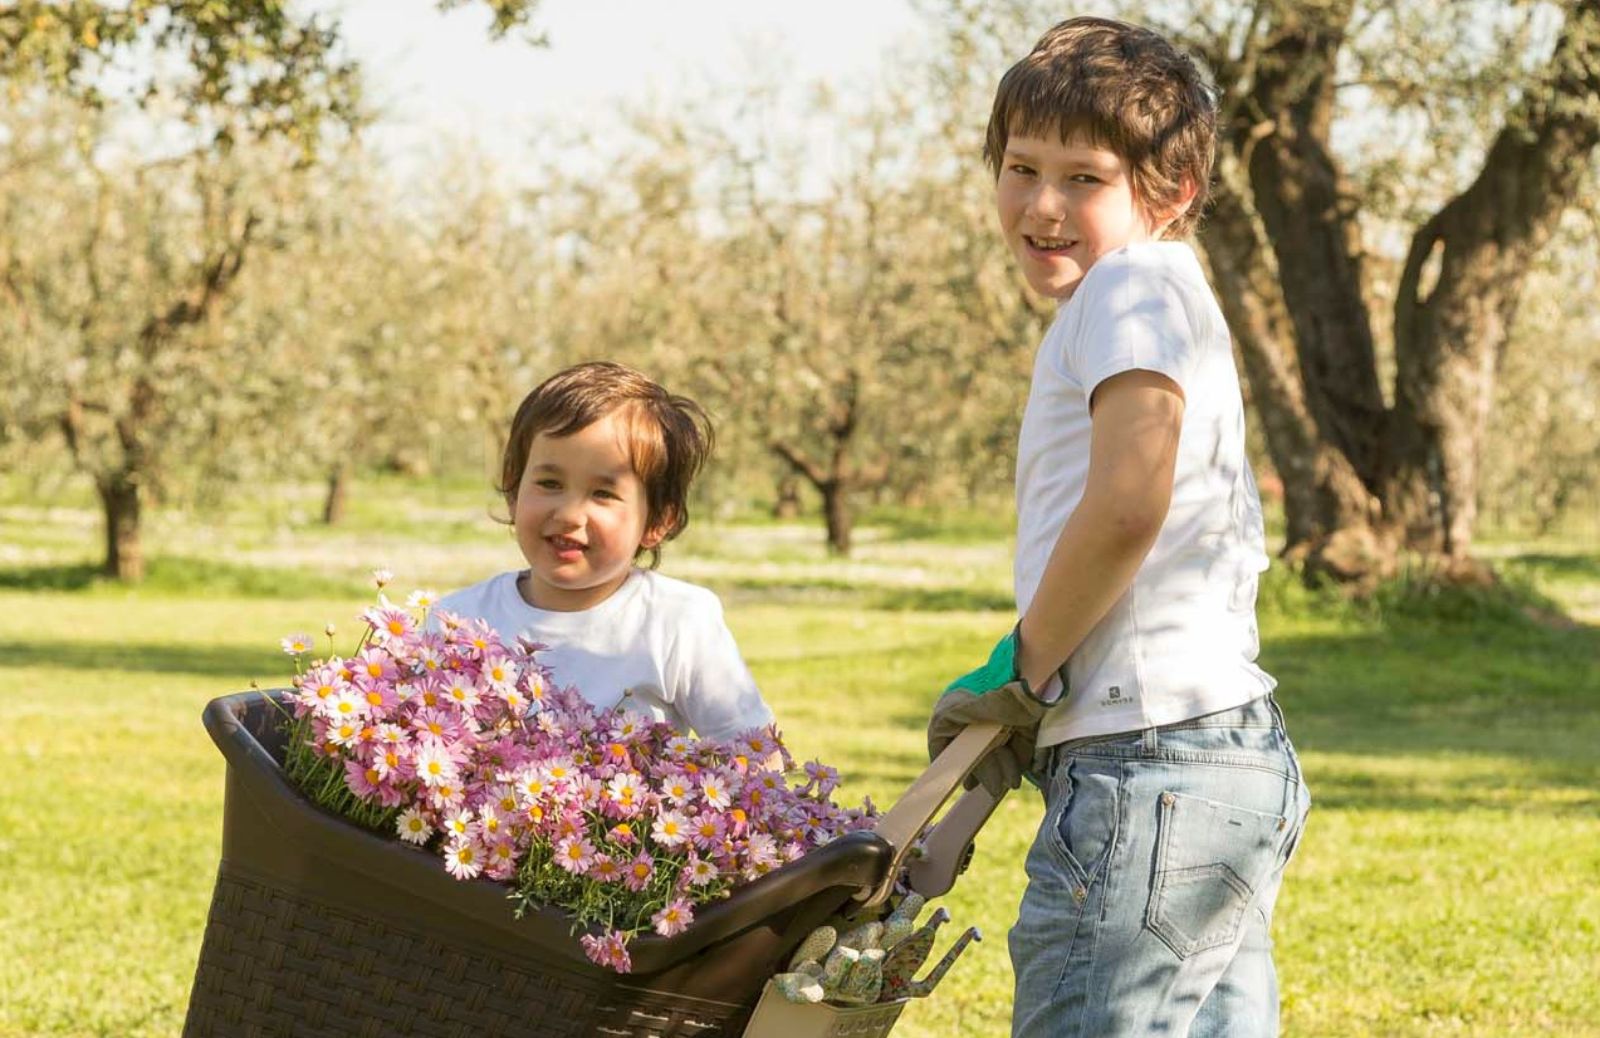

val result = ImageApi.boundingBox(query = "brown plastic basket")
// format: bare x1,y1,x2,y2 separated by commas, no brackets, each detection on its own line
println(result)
182,690,1004,1038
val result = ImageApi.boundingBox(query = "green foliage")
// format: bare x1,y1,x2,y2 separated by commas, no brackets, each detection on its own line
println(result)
0,1,546,150
278,708,402,834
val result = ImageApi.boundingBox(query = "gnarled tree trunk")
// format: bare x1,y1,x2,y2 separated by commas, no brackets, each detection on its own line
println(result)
1195,0,1600,584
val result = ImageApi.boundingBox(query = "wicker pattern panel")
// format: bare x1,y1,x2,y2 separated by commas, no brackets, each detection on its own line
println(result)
183,870,746,1038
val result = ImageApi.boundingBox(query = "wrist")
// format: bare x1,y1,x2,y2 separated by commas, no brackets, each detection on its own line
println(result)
1011,620,1064,705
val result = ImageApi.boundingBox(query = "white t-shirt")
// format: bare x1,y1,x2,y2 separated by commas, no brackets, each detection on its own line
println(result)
431,568,774,742
1016,242,1276,747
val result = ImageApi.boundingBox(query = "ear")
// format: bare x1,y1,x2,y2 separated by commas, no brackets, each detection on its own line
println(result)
1155,176,1200,237
639,511,674,550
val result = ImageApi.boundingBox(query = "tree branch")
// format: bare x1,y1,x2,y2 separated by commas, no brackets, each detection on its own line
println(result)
770,439,830,489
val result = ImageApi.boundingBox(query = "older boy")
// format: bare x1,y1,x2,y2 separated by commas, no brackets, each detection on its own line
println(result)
926,18,1311,1037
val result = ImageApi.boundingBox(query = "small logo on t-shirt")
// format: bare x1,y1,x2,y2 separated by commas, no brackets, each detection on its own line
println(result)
1100,685,1131,708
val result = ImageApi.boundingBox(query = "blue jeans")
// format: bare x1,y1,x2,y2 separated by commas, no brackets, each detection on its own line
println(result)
1010,695,1311,1038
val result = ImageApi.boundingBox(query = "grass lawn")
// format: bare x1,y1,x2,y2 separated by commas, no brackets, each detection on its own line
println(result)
1,483,1597,1037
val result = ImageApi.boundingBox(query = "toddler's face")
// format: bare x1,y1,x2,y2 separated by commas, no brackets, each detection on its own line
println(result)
996,131,1168,301
512,410,660,611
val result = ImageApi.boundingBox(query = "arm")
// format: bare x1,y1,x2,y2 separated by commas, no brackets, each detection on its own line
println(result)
1015,368,1185,691
676,592,776,744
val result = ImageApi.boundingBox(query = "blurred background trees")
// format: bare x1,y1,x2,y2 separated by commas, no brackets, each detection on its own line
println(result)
1,0,1596,580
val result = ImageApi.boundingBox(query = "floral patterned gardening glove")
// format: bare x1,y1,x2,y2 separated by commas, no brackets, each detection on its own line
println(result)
926,623,1065,797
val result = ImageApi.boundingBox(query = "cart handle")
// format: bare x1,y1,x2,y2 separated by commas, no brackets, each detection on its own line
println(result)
854,721,1008,911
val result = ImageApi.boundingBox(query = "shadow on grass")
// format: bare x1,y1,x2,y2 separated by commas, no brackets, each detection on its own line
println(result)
0,558,363,598
0,638,282,679
1511,553,1600,581
0,562,102,591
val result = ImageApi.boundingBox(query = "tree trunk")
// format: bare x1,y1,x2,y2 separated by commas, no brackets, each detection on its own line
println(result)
1198,0,1599,585
1241,0,1388,496
1387,0,1600,563
821,481,851,556
771,440,857,555
772,474,801,519
97,474,144,582
770,370,874,556
1200,161,1388,582
323,462,350,525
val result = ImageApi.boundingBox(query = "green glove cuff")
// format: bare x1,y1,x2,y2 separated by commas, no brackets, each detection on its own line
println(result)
944,623,1062,705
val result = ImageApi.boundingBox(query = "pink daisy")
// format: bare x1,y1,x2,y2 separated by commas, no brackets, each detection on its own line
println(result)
684,853,719,887
651,898,694,937
555,835,597,875
690,812,727,852
363,604,415,643
623,852,655,892
349,646,399,686
587,853,623,884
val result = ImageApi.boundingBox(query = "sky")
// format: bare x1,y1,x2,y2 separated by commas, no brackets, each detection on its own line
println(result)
311,0,927,177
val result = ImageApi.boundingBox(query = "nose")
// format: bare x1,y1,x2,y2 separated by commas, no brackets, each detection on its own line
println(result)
1025,181,1068,223
549,493,585,529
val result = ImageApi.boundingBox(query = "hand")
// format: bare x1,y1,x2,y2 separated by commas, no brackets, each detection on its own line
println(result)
926,683,1045,796
928,625,1066,797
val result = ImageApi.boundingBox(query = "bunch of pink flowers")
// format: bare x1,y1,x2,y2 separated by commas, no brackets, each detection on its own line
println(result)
277,584,876,973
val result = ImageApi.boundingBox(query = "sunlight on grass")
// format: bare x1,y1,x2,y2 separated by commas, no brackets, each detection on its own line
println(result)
2,483,1597,1037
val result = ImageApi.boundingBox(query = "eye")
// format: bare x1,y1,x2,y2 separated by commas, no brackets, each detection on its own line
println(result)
1070,174,1102,185
1007,163,1036,177
533,478,561,490
593,488,621,501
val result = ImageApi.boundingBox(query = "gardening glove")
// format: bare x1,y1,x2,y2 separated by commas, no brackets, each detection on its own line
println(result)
927,623,1064,797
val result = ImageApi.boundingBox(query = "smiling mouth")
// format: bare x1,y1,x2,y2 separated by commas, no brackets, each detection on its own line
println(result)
1025,235,1077,252
548,536,585,554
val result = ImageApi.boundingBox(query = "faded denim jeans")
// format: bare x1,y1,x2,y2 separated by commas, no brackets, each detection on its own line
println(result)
1010,695,1311,1037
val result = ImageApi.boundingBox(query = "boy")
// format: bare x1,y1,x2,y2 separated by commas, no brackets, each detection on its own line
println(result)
926,17,1311,1037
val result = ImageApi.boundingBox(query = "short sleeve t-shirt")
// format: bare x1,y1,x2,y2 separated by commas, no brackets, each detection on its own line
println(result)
1015,242,1276,746
432,568,773,743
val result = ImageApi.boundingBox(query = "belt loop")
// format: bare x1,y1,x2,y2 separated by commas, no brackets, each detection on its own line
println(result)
1142,725,1159,756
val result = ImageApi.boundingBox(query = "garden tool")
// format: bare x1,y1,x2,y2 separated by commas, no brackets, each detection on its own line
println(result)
879,893,926,950
903,926,981,999
773,971,826,1003
786,924,837,971
833,948,886,1004
879,906,951,998
819,943,858,991
837,920,884,952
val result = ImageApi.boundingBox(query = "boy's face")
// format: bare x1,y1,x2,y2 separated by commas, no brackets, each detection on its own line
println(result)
511,409,662,612
996,131,1170,301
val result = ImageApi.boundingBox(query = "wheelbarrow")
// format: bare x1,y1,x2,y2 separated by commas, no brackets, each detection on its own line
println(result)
182,689,1008,1038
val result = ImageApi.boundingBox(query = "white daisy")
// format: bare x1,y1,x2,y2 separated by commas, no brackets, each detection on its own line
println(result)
396,807,432,845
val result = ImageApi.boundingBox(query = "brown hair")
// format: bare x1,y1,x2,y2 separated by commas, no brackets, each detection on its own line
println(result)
498,361,713,567
983,17,1217,239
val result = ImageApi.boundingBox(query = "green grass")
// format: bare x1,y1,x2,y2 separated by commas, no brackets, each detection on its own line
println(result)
1,485,1598,1037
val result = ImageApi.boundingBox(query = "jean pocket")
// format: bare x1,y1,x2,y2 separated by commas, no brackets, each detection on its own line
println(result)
1144,790,1286,959
1047,760,1119,891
